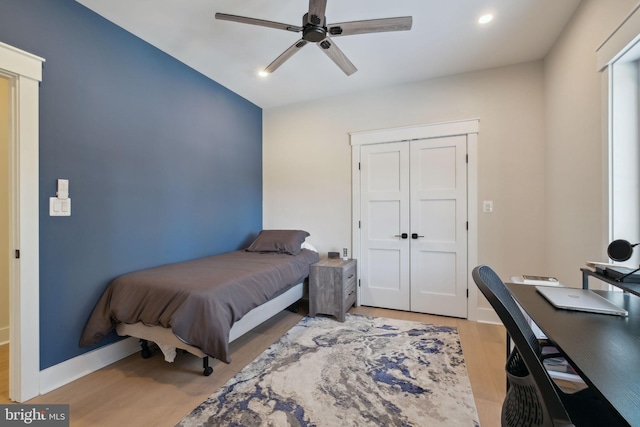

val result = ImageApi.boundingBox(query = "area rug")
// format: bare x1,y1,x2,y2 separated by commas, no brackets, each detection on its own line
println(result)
177,314,480,427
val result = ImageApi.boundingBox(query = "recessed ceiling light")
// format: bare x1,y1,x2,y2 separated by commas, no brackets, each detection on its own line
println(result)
258,70,269,77
478,14,494,24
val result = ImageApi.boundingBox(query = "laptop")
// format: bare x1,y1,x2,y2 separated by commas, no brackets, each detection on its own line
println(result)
535,286,628,316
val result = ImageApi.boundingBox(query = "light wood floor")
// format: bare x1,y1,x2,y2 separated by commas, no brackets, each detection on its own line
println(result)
0,307,505,426
0,343,8,404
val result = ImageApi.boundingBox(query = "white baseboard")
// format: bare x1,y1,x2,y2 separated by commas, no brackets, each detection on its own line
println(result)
473,307,501,324
0,326,8,345
39,338,140,395
476,318,502,326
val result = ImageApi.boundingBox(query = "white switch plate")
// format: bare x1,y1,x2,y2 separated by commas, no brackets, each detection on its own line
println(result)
483,200,493,213
50,197,71,216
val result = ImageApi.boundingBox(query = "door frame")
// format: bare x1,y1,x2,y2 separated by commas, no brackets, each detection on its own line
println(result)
350,119,482,321
0,41,44,402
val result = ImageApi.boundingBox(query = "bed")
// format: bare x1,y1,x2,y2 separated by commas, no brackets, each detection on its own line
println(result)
79,230,320,375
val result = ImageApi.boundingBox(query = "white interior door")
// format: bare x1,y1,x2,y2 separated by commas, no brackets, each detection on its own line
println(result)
357,135,468,317
409,136,468,317
359,142,410,310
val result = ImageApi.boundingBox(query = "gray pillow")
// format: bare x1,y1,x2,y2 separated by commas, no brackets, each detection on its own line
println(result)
246,230,310,255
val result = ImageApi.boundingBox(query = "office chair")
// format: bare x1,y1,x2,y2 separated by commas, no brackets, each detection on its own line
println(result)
472,265,626,427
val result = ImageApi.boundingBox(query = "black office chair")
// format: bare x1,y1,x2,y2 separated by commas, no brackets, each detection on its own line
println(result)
472,265,627,427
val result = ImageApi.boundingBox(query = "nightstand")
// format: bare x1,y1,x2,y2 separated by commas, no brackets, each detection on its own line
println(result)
309,258,357,322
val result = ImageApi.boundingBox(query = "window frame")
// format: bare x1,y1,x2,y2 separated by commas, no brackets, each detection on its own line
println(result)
598,4,640,270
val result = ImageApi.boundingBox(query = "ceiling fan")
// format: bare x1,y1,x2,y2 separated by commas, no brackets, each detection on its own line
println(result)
215,0,412,76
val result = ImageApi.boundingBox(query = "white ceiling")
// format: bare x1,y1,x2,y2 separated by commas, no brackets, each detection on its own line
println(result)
75,0,582,109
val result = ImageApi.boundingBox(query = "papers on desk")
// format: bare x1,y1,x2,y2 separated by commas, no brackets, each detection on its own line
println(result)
585,261,632,270
512,275,562,286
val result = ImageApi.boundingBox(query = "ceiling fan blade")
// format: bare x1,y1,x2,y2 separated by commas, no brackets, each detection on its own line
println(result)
317,38,357,76
215,13,303,33
307,0,327,25
264,39,309,74
328,16,412,36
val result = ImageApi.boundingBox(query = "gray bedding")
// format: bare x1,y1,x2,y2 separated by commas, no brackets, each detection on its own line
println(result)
79,249,320,363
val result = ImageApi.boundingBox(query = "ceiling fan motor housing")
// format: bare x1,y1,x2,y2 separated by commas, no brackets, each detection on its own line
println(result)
302,13,327,42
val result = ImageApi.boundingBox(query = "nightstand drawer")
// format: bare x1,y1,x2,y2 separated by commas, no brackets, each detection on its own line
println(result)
344,263,356,283
344,279,356,307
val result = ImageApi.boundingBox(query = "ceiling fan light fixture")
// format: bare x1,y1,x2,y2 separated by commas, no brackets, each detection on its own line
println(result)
216,0,413,76
478,14,494,24
258,70,270,77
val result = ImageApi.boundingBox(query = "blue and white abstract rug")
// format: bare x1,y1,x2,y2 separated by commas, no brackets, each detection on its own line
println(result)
177,314,480,426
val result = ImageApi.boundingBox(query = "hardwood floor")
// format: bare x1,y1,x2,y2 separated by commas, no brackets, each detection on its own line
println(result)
2,307,505,426
0,343,9,404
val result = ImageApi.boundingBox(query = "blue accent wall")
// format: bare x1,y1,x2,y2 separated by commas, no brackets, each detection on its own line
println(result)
0,0,263,369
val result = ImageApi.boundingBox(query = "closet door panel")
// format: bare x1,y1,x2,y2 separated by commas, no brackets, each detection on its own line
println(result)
359,142,410,310
410,136,468,318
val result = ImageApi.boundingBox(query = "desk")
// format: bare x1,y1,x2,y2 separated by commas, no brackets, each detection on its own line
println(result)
581,267,640,297
506,283,640,427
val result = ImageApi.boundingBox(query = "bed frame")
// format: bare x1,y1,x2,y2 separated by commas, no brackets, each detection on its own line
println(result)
116,281,304,375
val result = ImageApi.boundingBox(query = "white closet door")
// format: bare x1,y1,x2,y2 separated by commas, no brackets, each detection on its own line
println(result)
409,135,468,317
359,142,410,310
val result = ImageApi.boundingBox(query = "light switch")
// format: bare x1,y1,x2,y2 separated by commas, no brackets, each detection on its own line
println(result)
50,197,71,216
50,178,71,216
483,200,493,213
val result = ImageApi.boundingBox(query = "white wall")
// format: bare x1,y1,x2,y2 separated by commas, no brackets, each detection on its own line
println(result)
544,0,638,286
264,61,547,313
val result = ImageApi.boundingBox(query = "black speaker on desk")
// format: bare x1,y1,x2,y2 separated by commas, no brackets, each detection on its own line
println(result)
328,251,340,259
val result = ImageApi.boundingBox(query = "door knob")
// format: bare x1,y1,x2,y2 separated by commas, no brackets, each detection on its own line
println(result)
394,233,408,239
411,233,424,239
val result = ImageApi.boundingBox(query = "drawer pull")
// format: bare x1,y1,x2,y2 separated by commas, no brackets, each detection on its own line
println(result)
347,274,354,279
